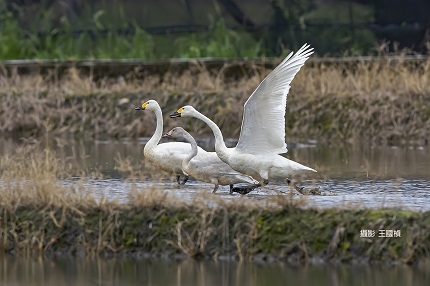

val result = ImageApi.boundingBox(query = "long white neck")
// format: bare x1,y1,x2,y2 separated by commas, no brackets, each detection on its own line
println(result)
145,106,163,151
192,110,230,162
181,132,198,169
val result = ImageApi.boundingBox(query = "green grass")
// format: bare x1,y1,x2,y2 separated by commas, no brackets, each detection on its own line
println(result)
0,1,379,61
4,0,426,59
0,11,262,60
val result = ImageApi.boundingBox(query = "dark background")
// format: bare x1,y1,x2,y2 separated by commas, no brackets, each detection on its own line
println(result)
2,0,430,56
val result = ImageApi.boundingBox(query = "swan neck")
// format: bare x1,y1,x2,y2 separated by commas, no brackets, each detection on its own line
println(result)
193,111,229,160
146,107,163,149
182,132,198,164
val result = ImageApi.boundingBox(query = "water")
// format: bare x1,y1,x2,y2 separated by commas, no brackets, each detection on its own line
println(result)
1,256,429,286
1,137,430,285
1,137,429,210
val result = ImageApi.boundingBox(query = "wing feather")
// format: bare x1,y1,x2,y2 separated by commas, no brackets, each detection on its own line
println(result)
236,43,313,154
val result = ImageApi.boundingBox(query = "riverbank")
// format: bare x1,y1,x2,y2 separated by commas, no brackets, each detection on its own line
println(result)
1,138,429,264
0,57,429,144
1,194,429,264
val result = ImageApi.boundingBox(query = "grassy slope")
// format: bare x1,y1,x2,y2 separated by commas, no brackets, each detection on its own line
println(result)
4,203,428,263
0,58,429,144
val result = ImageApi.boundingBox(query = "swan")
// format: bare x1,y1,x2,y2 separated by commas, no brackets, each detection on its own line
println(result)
170,44,316,191
162,127,259,193
135,100,206,184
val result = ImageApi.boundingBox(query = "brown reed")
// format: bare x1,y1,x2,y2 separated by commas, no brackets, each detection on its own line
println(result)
0,57,429,145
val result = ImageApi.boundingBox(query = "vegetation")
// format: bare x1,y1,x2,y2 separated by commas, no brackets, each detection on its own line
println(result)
1,1,428,266
0,11,261,60
0,146,429,263
0,57,429,145
0,0,403,60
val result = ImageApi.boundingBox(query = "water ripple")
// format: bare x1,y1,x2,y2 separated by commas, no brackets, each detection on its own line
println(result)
61,177,430,211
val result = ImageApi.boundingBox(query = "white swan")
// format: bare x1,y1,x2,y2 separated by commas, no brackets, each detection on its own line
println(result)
170,44,316,189
135,100,205,184
163,127,259,193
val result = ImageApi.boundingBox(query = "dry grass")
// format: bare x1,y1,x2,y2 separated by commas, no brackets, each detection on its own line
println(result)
0,145,305,257
0,147,429,263
0,145,94,210
0,57,429,143
0,144,305,210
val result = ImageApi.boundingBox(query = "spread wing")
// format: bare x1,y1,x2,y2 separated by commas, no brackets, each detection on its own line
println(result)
235,43,313,154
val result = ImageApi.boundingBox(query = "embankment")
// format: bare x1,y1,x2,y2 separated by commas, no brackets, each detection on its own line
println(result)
0,57,429,144
1,200,429,264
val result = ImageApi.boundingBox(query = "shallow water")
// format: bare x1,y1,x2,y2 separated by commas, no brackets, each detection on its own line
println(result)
1,137,429,210
1,256,429,286
1,137,430,284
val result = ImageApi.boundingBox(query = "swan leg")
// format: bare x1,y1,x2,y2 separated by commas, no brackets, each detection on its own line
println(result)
259,170,269,186
212,184,219,193
229,184,234,194
181,175,189,185
176,175,181,185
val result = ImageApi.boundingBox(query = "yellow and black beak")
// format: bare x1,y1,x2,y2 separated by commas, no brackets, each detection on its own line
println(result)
135,102,148,111
169,107,183,118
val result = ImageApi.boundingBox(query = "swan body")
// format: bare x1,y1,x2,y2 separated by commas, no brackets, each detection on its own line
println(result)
135,100,205,183
170,44,316,185
163,127,258,193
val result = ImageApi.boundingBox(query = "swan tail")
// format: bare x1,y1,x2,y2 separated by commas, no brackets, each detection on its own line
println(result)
288,161,317,174
295,164,317,173
232,174,259,185
218,172,258,184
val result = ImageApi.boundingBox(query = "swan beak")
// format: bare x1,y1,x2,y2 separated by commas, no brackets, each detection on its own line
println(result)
170,108,183,118
162,131,172,138
169,111,181,118
135,102,148,111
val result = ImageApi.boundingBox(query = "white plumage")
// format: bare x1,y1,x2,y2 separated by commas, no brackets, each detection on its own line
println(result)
135,100,205,184
163,127,258,193
170,44,316,185
237,43,314,155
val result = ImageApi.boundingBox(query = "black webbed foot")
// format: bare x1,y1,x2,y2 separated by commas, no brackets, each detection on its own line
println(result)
230,183,261,195
181,175,189,185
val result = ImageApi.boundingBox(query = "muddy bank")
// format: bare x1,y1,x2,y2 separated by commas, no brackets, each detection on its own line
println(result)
1,203,428,264
1,58,429,144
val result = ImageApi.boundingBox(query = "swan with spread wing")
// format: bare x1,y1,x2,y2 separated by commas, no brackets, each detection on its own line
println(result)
170,44,316,191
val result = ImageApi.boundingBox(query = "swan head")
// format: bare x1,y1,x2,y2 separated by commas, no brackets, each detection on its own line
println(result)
162,127,187,139
135,100,159,111
169,105,196,118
